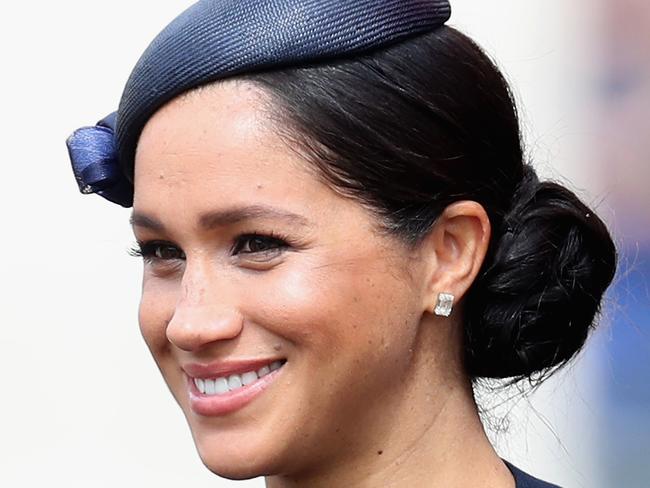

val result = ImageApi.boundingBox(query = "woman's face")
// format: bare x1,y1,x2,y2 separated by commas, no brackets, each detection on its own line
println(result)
132,81,430,479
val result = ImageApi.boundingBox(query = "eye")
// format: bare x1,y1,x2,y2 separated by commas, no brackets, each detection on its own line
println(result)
129,241,186,262
232,233,290,256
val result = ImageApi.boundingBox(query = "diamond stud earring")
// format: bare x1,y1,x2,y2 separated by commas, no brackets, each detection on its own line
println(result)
433,293,454,317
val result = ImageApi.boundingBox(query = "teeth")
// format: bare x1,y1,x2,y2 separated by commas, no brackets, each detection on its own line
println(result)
257,366,270,377
193,361,285,396
228,374,243,390
204,379,216,395
241,371,258,385
214,378,229,395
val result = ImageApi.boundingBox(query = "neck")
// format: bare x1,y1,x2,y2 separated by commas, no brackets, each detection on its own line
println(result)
265,316,515,488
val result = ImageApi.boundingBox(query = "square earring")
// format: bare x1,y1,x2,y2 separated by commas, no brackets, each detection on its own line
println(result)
434,293,454,317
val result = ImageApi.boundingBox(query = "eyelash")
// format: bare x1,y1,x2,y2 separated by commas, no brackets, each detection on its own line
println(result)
128,231,291,263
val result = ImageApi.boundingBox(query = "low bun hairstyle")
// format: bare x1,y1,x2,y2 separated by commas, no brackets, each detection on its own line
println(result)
238,26,617,380
465,166,617,379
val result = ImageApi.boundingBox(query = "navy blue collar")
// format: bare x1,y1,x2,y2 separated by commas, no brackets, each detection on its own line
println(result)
504,460,562,488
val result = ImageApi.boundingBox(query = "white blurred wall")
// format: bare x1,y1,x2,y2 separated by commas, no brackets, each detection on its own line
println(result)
0,1,604,487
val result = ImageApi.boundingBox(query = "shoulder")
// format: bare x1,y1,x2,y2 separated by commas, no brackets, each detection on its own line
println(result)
503,460,562,488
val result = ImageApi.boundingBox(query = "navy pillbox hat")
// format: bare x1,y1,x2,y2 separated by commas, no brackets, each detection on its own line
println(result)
67,0,452,208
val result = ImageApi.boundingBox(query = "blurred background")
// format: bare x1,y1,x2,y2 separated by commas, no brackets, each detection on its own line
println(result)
0,1,647,486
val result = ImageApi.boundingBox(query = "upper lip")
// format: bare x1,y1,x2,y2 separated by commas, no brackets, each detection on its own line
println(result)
182,358,286,379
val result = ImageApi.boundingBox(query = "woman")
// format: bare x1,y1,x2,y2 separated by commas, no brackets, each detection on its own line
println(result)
66,1,617,486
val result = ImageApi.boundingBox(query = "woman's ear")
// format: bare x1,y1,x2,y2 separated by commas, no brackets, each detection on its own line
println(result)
419,201,491,314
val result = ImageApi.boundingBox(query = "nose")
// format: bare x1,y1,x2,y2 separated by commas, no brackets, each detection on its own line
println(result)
166,263,244,352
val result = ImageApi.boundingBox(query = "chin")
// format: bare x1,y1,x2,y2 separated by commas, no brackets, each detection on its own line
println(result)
201,459,265,481
189,421,285,480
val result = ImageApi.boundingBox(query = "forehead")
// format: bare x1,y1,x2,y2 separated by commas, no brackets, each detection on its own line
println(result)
133,80,320,212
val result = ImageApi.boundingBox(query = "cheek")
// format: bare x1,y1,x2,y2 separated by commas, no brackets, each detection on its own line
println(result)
246,253,417,365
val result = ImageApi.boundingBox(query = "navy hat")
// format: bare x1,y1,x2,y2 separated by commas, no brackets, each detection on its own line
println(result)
66,0,451,208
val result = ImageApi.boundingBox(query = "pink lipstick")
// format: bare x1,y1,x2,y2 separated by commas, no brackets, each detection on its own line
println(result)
183,359,286,416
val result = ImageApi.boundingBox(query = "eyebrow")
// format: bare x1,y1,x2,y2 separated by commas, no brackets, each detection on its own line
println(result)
130,204,312,232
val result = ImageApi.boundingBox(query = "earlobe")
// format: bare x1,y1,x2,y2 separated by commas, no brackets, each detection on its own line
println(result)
422,201,491,313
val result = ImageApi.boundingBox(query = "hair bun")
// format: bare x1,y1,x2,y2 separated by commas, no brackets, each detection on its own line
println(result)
465,165,617,379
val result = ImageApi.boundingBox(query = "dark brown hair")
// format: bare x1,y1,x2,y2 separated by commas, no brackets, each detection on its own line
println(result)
239,26,617,381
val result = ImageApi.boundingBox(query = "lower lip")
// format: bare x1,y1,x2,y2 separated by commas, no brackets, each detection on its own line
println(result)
187,366,284,417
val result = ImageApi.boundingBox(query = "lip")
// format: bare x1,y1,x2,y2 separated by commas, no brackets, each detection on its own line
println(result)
183,358,285,379
183,359,286,417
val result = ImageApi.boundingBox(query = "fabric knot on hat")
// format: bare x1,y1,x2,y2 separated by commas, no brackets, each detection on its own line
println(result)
66,112,133,208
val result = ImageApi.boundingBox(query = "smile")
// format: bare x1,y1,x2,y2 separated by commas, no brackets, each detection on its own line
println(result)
192,360,284,396
185,359,286,416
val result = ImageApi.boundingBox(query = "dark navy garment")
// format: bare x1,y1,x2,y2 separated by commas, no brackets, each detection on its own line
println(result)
505,460,562,488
